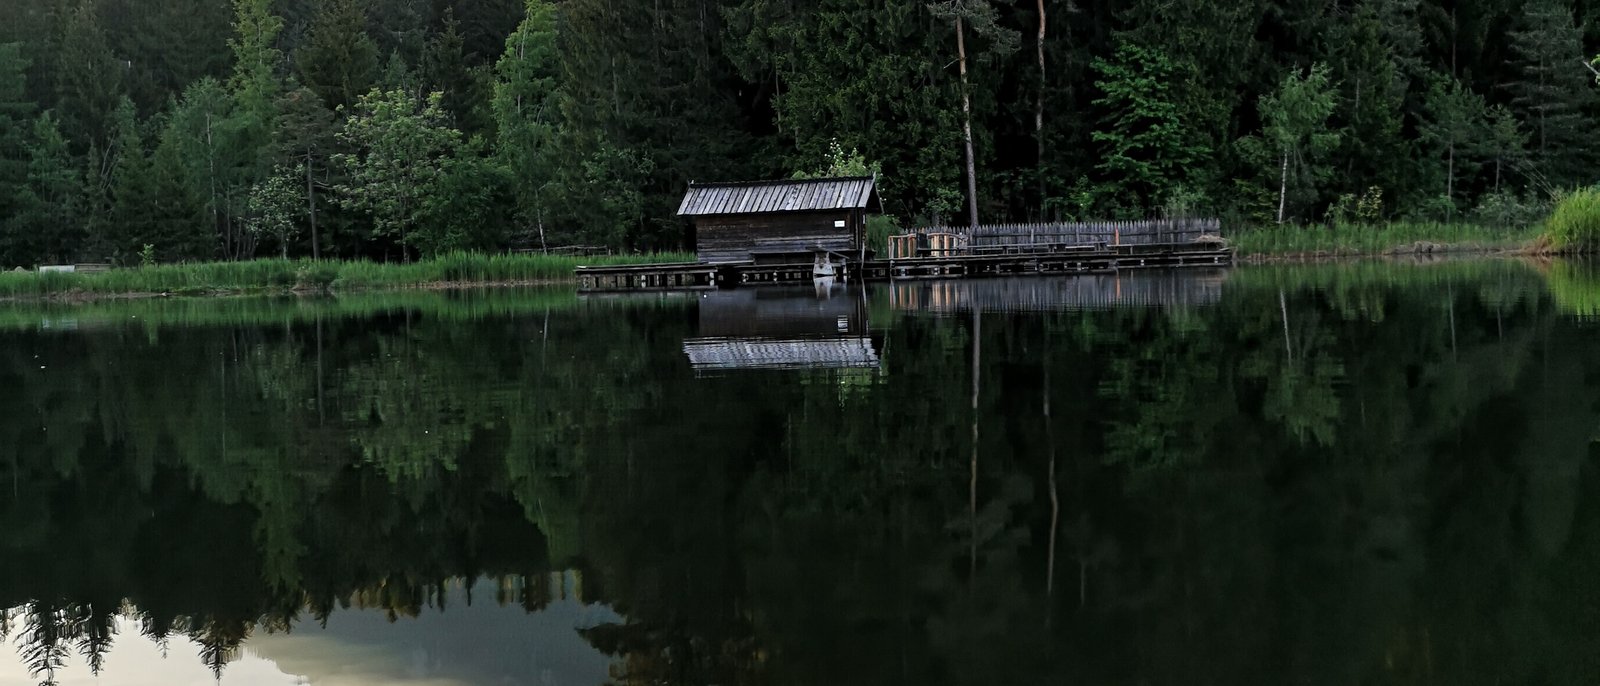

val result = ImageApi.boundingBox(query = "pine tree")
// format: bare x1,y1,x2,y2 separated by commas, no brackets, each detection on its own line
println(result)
1329,4,1411,204
20,113,85,263
422,9,488,132
104,97,155,259
276,87,337,258
149,123,211,260
52,0,123,149
929,0,1018,229
1508,0,1596,188
1419,76,1488,210
294,0,380,111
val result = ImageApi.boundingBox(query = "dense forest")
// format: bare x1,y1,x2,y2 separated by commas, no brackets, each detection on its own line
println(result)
0,0,1597,265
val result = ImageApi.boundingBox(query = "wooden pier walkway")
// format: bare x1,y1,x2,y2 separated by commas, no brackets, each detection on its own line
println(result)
576,219,1230,293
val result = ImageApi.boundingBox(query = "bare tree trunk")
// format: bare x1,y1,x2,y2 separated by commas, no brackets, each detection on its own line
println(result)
306,149,319,260
956,16,979,231
537,208,548,253
1276,151,1289,224
1035,0,1047,210
1446,142,1454,212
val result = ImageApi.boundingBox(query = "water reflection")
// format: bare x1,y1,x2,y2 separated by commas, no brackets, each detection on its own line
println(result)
0,577,618,685
683,283,878,372
1,260,1598,685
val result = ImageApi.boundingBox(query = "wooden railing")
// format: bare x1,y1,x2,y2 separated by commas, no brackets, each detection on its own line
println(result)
910,218,1221,250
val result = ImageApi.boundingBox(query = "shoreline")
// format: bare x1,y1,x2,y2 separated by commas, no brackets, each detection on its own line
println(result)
0,277,578,305
1236,241,1538,264
0,240,1575,305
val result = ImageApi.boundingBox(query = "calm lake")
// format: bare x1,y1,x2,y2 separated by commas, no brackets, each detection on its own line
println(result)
2,259,1599,685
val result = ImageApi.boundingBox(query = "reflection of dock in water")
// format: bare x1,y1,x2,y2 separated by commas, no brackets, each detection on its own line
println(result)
887,269,1228,314
683,283,879,373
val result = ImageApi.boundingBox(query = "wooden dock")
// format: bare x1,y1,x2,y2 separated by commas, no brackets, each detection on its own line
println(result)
577,218,1230,293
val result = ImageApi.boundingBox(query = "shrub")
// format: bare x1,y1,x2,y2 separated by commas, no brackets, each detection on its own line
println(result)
1544,187,1600,252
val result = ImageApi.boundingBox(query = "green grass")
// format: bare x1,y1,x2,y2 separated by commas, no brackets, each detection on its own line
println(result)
0,251,694,300
1543,188,1600,252
1229,221,1537,258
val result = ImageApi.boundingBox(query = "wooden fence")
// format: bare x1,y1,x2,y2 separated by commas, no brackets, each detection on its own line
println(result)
911,218,1221,251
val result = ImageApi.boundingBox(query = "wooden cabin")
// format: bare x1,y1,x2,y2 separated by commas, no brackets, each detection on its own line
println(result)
677,176,882,264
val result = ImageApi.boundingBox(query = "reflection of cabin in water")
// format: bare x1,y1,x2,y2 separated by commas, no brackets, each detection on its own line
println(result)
681,285,879,372
677,176,882,264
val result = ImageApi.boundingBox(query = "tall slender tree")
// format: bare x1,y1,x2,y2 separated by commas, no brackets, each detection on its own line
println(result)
929,0,1018,230
1244,63,1340,223
494,0,560,251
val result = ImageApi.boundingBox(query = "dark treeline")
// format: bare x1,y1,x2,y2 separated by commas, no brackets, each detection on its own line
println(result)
0,0,1597,266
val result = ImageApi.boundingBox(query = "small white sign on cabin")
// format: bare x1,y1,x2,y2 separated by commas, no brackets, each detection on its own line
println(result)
833,220,846,228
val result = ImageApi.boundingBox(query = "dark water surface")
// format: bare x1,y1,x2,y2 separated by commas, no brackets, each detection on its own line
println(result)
2,260,1599,685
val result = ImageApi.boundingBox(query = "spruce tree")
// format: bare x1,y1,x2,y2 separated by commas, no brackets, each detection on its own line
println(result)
20,113,85,263
104,97,155,259
422,9,486,131
52,0,123,149
1508,0,1596,187
1329,4,1411,205
1419,77,1488,210
295,0,380,111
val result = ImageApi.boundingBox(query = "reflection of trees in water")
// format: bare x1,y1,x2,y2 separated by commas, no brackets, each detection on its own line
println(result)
0,263,1599,684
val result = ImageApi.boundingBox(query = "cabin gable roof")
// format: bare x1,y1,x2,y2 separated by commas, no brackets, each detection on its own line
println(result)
677,176,881,217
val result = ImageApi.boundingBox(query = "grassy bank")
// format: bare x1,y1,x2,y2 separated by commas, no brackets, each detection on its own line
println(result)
0,285,702,332
0,251,693,300
1229,221,1537,259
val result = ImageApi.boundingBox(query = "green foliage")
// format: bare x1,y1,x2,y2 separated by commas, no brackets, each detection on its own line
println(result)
865,214,900,255
1508,0,1598,188
334,89,466,255
1543,187,1600,252
794,138,880,179
246,165,303,258
493,0,560,248
1241,63,1341,222
1090,41,1209,213
12,113,85,265
294,0,379,111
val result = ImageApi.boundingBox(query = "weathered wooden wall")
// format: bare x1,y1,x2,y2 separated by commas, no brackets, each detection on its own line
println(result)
695,210,857,263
